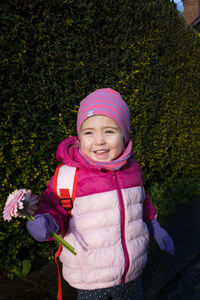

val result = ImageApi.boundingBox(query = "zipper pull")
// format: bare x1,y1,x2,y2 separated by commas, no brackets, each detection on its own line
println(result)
112,171,117,183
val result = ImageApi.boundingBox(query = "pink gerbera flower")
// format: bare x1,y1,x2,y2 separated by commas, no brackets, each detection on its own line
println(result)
3,188,76,255
3,189,38,221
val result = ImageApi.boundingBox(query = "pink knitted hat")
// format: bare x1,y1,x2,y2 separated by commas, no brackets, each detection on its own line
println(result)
77,88,130,143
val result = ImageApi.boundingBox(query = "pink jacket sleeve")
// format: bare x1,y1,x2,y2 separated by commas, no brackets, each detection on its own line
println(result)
143,190,156,223
35,176,69,236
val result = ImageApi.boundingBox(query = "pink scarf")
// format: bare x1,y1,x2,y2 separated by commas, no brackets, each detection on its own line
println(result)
79,140,133,171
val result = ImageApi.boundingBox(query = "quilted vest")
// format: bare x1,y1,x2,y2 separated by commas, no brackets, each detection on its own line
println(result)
56,166,150,290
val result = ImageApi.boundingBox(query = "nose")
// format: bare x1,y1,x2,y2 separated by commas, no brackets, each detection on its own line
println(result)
95,132,106,145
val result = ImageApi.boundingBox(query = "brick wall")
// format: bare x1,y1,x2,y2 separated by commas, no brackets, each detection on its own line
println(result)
183,0,200,24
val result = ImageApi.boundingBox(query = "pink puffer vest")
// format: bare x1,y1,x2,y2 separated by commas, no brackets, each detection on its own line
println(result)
59,167,150,290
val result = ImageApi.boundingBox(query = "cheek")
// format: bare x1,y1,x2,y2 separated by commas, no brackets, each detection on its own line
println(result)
80,138,90,153
112,137,124,153
79,138,84,151
117,143,124,155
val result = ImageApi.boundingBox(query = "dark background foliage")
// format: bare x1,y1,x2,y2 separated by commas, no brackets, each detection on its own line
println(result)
0,0,200,278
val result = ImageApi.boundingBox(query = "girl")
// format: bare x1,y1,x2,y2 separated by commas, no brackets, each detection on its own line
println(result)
27,88,174,300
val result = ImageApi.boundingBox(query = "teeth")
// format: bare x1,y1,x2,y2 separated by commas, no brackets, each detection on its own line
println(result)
95,150,107,153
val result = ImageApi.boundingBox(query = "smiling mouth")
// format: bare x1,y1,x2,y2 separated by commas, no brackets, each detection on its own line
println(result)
94,150,109,154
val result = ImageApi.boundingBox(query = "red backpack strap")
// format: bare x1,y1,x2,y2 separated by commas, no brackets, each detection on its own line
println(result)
53,164,63,201
53,164,78,213
53,164,78,300
54,244,63,300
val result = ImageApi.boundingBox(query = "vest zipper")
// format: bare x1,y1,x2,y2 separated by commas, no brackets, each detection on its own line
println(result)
113,172,130,284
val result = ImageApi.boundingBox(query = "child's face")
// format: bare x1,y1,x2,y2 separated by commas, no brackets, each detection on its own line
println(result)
79,115,124,162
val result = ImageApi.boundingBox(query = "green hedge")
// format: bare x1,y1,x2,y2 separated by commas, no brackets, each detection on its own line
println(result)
1,0,200,278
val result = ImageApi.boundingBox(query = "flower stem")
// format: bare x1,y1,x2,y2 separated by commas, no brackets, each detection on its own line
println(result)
50,232,77,255
24,213,34,221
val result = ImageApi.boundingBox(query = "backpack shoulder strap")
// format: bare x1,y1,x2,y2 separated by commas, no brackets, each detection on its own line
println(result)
53,164,79,300
53,164,78,212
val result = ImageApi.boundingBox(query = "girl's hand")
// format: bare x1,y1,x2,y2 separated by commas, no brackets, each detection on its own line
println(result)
26,214,58,242
147,218,175,255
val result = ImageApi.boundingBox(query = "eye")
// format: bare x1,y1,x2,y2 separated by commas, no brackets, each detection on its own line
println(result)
84,131,92,135
105,130,114,134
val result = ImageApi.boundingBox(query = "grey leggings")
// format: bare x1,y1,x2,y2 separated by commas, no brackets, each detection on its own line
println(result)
77,277,144,300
